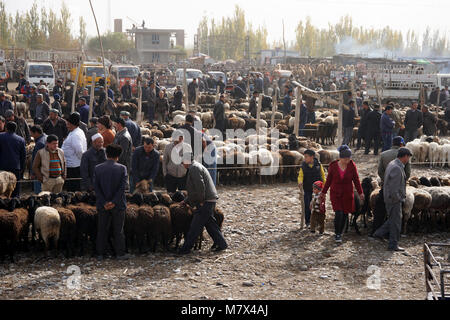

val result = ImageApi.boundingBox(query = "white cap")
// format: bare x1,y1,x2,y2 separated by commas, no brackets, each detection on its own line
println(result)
91,133,103,142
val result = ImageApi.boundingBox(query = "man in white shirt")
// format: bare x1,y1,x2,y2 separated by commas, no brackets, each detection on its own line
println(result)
62,112,87,191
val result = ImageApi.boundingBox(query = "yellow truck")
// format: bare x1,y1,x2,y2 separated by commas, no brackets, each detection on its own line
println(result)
70,62,110,89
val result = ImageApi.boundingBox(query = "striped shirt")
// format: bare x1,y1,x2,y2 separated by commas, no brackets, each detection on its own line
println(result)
49,151,62,178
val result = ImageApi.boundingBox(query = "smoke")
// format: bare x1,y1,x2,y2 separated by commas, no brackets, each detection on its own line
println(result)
334,36,401,59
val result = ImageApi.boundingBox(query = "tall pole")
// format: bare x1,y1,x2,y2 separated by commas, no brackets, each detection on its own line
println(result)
183,64,188,109
271,87,278,128
88,72,96,120
294,87,301,137
282,20,286,65
256,93,262,133
137,79,143,124
338,93,344,146
71,59,82,113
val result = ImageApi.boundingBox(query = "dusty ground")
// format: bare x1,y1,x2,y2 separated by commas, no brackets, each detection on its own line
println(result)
1,150,449,300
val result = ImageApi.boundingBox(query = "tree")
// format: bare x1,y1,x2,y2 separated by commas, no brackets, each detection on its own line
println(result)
87,32,134,52
79,16,87,50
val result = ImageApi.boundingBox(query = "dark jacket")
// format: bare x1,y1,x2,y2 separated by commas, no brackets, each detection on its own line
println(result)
383,158,406,205
78,104,90,125
282,94,292,115
233,85,247,99
358,107,372,132
0,132,26,171
94,160,127,211
35,101,50,121
188,81,198,100
80,147,107,191
180,123,203,159
173,90,183,109
404,109,423,132
301,158,324,192
32,134,47,165
51,101,62,114
125,119,142,148
445,106,450,123
254,77,263,93
131,147,160,183
422,111,437,136
113,128,133,171
217,80,225,94
249,97,257,118
366,110,381,135
378,146,411,183
213,100,225,123
155,96,169,114
86,127,98,149
42,117,68,148
380,112,395,134
185,160,218,207
121,84,132,101
0,99,13,117
343,106,355,128
11,117,31,144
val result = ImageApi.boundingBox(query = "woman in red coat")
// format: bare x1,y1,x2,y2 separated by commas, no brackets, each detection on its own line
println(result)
321,145,364,243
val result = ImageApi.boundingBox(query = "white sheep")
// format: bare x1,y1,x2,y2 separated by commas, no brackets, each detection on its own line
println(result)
34,206,61,256
428,142,440,168
173,114,186,125
0,171,17,198
441,144,450,168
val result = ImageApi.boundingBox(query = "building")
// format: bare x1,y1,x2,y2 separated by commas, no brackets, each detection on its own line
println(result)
259,48,301,65
127,27,185,64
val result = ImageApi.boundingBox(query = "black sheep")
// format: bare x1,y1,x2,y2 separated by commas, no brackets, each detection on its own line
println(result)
419,177,432,187
430,177,441,187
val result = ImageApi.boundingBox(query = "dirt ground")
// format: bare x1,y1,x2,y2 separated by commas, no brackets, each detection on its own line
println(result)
0,150,449,300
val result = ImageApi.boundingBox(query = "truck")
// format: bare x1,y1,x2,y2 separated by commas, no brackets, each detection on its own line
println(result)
24,61,56,92
70,61,110,93
175,68,203,86
0,56,9,91
109,64,140,94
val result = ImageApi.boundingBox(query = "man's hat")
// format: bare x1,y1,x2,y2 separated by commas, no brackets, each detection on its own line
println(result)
50,108,59,114
53,93,60,100
67,112,80,126
385,105,393,111
120,111,130,117
397,147,413,158
393,136,405,146
313,181,324,190
4,110,14,118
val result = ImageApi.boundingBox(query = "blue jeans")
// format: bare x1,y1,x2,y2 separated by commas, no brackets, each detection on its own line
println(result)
382,133,392,152
33,181,42,194
304,191,313,225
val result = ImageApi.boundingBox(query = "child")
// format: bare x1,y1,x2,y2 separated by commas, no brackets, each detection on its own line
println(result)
310,181,326,234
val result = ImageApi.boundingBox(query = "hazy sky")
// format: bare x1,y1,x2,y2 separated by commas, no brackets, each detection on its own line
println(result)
4,0,450,47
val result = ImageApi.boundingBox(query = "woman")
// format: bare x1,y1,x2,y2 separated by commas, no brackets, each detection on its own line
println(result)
321,145,364,243
97,115,115,147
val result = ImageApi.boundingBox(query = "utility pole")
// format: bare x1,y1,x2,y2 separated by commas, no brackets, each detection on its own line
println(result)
282,20,286,65
245,34,250,62
193,34,199,57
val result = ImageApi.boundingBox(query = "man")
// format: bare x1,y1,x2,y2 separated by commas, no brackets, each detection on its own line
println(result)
81,88,91,106
356,101,371,151
0,116,5,133
80,133,106,192
0,92,13,117
163,130,190,193
39,85,50,105
429,87,440,105
32,134,66,193
75,97,89,125
422,105,437,137
0,122,26,197
180,114,203,161
365,104,382,155
404,101,423,143
61,112,87,192
216,76,225,94
29,85,38,119
232,84,247,100
35,94,50,124
254,74,263,94
4,110,31,144
131,136,160,193
380,105,395,152
147,81,157,123
439,85,449,105
249,91,259,118
42,109,68,148
172,85,183,112
299,102,308,136
155,90,169,123
298,149,326,227
213,94,226,135
373,148,412,252
342,100,356,146
94,144,130,261
30,125,47,194
121,80,132,101
113,117,133,177
178,153,228,254
282,89,293,116
52,94,62,115
17,73,27,93
378,136,411,185
188,78,198,104
86,117,99,149
263,73,270,95
53,79,63,99
120,111,141,149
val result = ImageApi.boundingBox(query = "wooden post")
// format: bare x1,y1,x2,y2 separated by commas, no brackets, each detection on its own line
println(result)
350,80,358,117
271,88,278,128
256,93,262,133
183,65,188,109
247,76,250,99
195,87,199,110
374,77,382,107
88,72,96,120
71,60,82,113
338,93,344,146
419,83,424,107
137,81,143,125
215,86,220,103
294,87,301,137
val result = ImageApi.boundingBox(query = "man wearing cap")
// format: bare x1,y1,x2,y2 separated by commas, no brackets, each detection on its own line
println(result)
52,95,62,115
113,117,133,181
53,79,63,99
0,122,26,197
80,133,106,192
118,111,140,150
365,104,382,155
380,105,395,152
38,85,50,105
131,136,160,193
42,109,68,148
342,100,356,146
180,113,203,161
30,125,47,194
404,101,423,143
282,89,293,116
188,78,198,104
4,110,31,144
422,105,437,136
62,112,87,191
373,148,412,252
249,91,259,118
147,81,157,123
356,101,371,151
172,85,183,112
213,94,226,134
86,117,99,149
32,134,66,193
121,80,132,101
378,136,411,185
163,130,190,193
0,92,13,117
76,97,90,125
178,152,228,255
29,85,38,119
155,90,169,123
35,94,50,124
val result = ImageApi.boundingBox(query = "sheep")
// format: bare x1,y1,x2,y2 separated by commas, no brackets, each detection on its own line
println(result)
408,188,432,232
52,197,77,258
152,204,172,251
419,177,432,187
430,177,441,187
441,144,450,168
428,142,440,167
135,198,156,252
67,203,97,257
317,149,339,165
124,203,143,253
0,171,17,198
352,177,376,234
422,187,450,231
401,187,415,234
170,202,194,249
34,206,61,257
173,114,186,125
0,198,29,262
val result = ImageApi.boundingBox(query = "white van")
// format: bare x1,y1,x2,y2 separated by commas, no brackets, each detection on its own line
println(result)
24,61,56,92
175,68,203,86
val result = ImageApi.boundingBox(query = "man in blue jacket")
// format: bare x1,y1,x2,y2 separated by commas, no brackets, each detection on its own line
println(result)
131,136,160,193
30,125,47,194
94,144,129,261
0,92,13,117
283,89,293,116
0,122,26,197
380,105,395,152
120,111,141,150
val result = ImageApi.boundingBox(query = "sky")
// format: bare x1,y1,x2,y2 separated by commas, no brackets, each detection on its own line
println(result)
3,0,450,48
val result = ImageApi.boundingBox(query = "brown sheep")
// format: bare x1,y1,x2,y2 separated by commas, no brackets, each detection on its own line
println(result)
0,198,29,262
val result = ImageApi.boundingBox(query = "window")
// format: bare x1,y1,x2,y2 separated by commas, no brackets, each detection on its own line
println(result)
152,34,160,45
152,52,160,63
